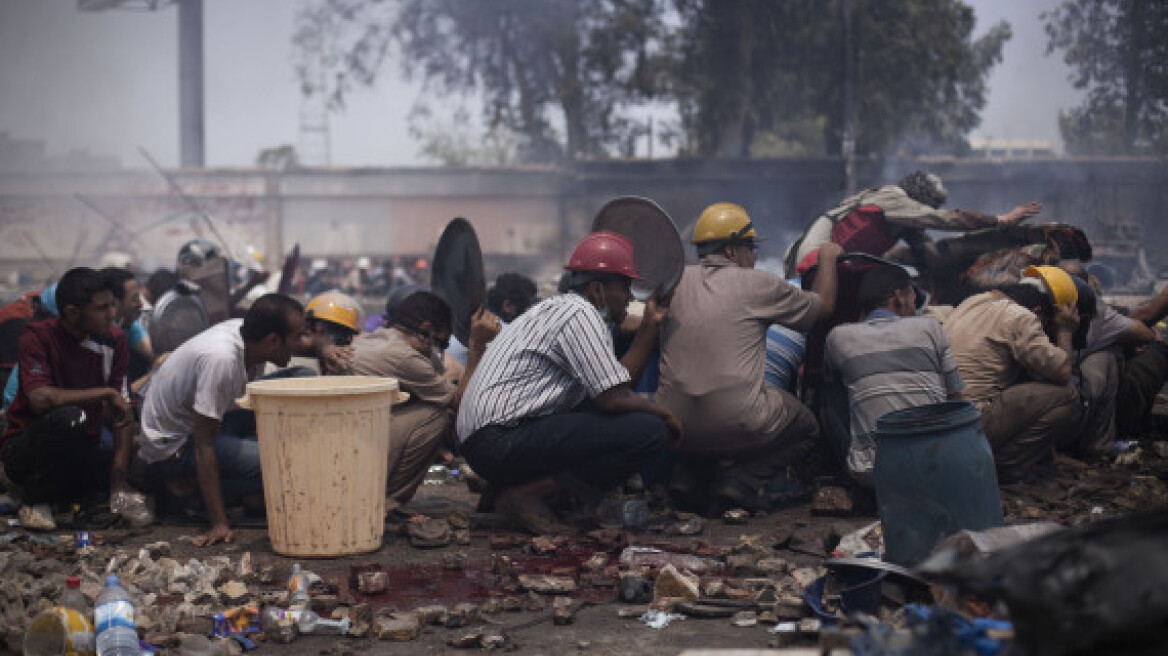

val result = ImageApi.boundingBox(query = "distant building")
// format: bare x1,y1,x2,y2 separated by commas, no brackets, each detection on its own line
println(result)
968,138,1056,160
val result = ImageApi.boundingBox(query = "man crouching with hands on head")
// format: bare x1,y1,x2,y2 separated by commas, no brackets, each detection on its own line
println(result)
456,232,680,534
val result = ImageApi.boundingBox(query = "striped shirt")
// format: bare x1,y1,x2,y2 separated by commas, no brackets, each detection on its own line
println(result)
456,293,631,442
823,311,964,481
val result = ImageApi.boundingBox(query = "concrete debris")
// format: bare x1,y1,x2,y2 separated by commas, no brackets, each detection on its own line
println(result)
789,567,822,589
652,564,700,602
731,610,758,627
407,518,451,548
441,551,468,570
666,516,705,536
619,547,716,574
552,596,579,625
414,604,449,626
524,591,548,612
811,485,854,516
518,574,576,595
581,553,609,572
722,509,749,525
371,614,420,641
446,603,480,628
1116,448,1143,467
356,570,388,595
217,580,249,605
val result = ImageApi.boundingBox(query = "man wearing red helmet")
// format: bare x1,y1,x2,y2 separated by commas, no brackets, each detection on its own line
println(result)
456,232,680,534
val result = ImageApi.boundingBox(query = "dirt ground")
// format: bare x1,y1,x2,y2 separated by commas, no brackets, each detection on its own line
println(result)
52,429,1168,656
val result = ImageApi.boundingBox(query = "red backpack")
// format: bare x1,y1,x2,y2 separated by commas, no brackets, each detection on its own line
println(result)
830,204,897,257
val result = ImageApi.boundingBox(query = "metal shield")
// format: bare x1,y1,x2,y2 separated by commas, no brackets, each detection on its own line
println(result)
430,218,486,346
591,196,685,299
277,243,301,296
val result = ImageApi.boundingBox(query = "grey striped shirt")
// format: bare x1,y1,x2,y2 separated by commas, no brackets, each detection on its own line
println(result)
824,314,964,481
456,293,631,442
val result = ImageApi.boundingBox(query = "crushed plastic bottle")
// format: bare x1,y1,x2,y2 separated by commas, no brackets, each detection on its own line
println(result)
94,575,136,656
264,608,349,635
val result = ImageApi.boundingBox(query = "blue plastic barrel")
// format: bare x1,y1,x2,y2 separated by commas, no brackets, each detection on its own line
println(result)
874,401,1003,566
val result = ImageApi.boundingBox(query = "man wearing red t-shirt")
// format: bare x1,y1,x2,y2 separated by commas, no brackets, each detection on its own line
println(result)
0,268,134,530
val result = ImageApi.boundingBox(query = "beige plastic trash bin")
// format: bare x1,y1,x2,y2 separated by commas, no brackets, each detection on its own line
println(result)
247,376,399,557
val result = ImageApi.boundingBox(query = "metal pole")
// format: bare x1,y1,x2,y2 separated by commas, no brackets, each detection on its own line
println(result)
841,0,857,194
178,0,205,167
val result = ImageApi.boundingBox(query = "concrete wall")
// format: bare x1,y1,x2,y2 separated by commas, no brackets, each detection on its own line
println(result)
0,157,1162,290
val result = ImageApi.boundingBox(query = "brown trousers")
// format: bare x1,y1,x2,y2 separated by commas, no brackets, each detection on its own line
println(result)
386,401,453,509
980,382,1082,482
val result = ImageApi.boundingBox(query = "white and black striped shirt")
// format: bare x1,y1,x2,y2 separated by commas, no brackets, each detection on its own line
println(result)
456,293,631,442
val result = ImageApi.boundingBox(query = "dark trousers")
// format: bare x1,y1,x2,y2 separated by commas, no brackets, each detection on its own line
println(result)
1,406,106,506
1117,341,1168,438
461,409,668,500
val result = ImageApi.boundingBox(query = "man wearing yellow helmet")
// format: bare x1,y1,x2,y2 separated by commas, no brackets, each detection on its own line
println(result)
306,291,364,347
658,202,843,514
943,266,1082,481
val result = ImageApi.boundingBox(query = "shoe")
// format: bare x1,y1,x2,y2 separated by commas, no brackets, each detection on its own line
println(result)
18,503,56,531
494,487,574,535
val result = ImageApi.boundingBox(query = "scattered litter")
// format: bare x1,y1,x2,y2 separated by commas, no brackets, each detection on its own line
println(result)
640,610,685,629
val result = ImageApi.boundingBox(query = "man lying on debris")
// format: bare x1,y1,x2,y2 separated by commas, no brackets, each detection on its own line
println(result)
456,232,679,534
786,170,1043,275
943,266,1082,482
0,268,137,531
657,203,841,515
1058,261,1168,455
821,264,964,488
138,294,309,547
350,290,499,515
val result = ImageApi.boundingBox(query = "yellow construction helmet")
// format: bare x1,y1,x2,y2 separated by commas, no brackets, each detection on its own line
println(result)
1023,265,1078,307
691,202,763,244
306,290,365,333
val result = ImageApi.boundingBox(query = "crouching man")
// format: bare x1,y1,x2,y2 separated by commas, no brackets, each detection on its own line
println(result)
0,268,136,531
138,294,309,546
456,232,680,533
943,266,1082,481
350,291,498,512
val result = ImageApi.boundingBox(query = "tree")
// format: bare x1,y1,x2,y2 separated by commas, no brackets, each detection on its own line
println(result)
670,0,1010,158
296,0,669,163
1044,0,1168,155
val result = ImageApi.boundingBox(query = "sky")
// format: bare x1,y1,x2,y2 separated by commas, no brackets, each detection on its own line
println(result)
0,0,1085,169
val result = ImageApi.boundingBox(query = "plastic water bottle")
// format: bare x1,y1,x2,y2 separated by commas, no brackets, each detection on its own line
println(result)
287,564,310,608
94,574,137,656
61,576,90,615
292,608,350,635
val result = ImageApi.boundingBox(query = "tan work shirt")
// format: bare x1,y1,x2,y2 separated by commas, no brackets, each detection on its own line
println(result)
350,327,455,406
794,184,998,264
943,292,1069,404
657,255,820,455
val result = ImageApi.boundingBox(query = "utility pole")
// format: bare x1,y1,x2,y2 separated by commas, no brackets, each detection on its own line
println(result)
841,0,857,195
178,0,205,167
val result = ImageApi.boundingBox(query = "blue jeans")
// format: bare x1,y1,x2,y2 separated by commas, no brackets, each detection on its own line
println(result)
151,428,263,505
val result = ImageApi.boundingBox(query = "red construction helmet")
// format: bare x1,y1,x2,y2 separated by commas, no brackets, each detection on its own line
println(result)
565,231,642,279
